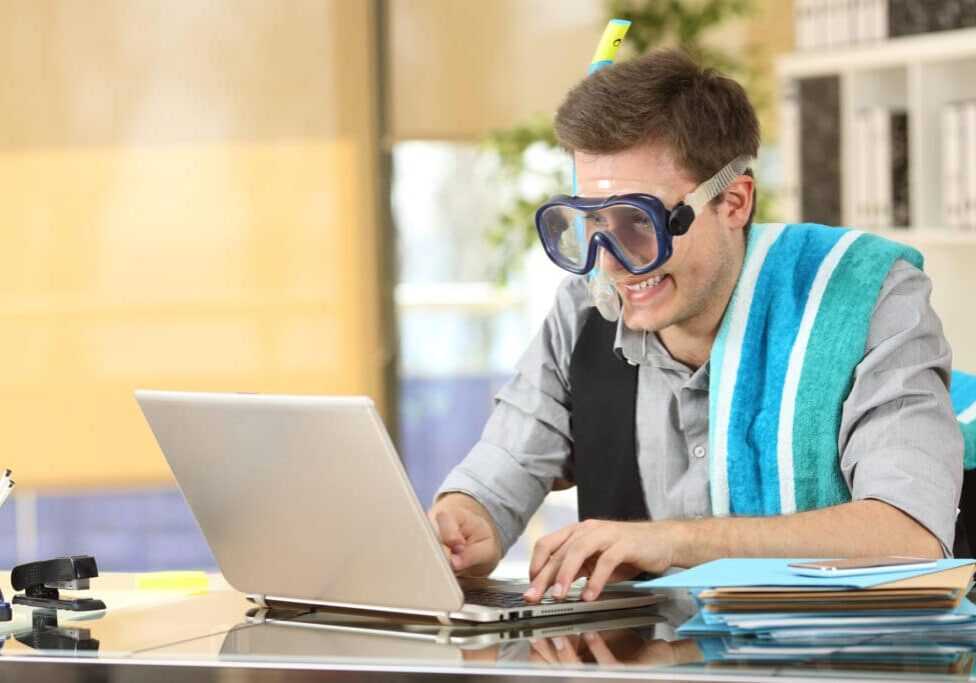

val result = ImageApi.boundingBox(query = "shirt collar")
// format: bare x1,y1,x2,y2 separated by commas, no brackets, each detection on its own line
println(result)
613,317,710,387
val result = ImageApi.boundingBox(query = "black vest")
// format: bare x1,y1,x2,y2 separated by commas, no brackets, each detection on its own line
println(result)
569,308,649,522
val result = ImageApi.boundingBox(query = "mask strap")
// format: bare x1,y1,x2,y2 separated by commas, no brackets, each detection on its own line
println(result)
669,155,753,235
684,154,753,214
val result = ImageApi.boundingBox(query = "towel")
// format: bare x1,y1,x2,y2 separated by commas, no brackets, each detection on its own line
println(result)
953,372,976,470
709,223,974,516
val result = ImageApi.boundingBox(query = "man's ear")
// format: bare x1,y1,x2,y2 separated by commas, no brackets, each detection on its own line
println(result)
721,174,755,231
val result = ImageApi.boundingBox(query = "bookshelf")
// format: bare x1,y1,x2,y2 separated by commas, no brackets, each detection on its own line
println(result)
776,24,976,368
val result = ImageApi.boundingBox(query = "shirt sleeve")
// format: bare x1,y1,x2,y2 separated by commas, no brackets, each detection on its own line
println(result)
435,275,591,553
839,259,964,555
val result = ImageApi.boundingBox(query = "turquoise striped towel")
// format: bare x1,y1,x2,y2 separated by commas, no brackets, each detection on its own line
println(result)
709,223,976,516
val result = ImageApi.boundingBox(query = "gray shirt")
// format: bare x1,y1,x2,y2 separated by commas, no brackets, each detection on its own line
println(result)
437,260,964,555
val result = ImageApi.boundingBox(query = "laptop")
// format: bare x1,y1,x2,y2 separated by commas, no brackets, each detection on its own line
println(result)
135,390,662,623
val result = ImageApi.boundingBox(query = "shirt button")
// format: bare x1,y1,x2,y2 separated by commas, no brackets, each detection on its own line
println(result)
693,444,706,459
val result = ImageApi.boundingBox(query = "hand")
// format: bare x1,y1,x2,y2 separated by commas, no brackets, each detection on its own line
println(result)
427,493,502,577
523,519,676,602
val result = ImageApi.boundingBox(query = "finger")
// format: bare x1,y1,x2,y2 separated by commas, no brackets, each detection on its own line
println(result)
529,525,575,579
432,510,466,551
582,631,619,665
430,511,470,571
583,547,624,601
523,552,563,602
529,638,559,664
451,538,497,574
455,509,494,546
553,636,582,664
552,534,606,599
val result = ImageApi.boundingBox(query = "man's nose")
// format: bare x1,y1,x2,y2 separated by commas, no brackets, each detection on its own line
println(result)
595,245,628,277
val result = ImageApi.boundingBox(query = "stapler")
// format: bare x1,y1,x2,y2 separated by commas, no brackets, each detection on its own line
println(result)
11,555,106,611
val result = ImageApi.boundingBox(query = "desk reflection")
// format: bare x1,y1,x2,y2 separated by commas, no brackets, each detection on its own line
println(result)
524,629,702,668
220,605,696,670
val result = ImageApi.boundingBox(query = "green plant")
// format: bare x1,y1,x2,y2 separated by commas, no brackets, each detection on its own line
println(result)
482,0,772,283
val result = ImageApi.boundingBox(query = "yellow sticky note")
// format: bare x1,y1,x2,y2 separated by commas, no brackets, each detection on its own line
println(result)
137,571,210,594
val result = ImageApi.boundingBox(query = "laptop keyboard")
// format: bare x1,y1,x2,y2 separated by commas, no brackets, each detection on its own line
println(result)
462,589,580,608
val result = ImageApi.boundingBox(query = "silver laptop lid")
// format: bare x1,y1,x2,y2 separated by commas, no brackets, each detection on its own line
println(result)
135,390,465,615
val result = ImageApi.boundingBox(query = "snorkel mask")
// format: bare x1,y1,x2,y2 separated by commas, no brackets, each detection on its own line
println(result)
534,154,753,321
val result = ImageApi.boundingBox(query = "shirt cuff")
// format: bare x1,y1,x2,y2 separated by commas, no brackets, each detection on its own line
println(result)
851,446,961,557
436,442,551,553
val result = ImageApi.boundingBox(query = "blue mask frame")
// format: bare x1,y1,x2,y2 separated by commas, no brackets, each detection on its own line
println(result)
534,192,687,276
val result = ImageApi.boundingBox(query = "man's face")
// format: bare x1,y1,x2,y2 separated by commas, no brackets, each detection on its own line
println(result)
575,143,744,334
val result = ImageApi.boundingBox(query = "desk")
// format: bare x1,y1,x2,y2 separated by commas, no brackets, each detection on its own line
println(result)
0,573,971,682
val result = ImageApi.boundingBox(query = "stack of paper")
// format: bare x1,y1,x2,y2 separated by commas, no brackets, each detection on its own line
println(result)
639,559,976,671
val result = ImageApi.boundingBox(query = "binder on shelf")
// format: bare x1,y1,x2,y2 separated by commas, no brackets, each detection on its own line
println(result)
870,0,888,42
806,0,825,49
796,0,813,49
887,108,910,227
853,110,874,229
827,0,853,46
852,107,909,229
963,101,976,231
798,76,842,226
942,102,964,231
854,0,869,43
779,82,801,223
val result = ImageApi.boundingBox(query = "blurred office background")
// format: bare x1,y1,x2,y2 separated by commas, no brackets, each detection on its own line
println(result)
0,0,973,572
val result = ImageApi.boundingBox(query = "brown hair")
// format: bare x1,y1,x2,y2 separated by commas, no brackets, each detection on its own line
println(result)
554,49,759,217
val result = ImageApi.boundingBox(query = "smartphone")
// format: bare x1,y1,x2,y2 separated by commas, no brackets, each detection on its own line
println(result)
787,556,937,577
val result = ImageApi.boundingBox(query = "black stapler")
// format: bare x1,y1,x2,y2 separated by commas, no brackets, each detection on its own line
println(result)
11,555,106,611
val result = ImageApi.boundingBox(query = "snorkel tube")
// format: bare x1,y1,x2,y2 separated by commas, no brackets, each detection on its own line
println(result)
581,19,630,322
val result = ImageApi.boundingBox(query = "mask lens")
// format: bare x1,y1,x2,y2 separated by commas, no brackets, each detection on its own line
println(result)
598,205,658,268
539,202,660,272
539,205,588,269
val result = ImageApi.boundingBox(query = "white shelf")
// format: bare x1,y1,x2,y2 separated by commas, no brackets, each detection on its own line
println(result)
778,27,976,79
871,227,976,247
777,23,976,368
777,26,976,237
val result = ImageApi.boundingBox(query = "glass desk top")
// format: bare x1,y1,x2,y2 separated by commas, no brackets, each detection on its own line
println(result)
0,574,974,682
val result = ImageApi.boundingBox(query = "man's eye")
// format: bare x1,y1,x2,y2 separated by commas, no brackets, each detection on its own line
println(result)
631,212,653,230
585,213,607,227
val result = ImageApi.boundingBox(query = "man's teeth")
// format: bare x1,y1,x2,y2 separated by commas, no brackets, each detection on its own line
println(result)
626,274,665,291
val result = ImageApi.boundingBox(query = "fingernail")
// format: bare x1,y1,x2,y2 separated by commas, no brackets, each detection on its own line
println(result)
451,544,465,553
553,637,565,651
450,555,461,569
523,587,539,600
552,582,564,597
583,632,597,642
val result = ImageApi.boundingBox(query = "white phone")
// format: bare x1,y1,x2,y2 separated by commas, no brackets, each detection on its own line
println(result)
787,556,937,577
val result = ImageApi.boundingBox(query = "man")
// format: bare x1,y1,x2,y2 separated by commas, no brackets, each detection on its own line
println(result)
427,50,964,604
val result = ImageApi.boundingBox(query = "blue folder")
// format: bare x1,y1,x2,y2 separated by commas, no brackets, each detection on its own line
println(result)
637,558,975,590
